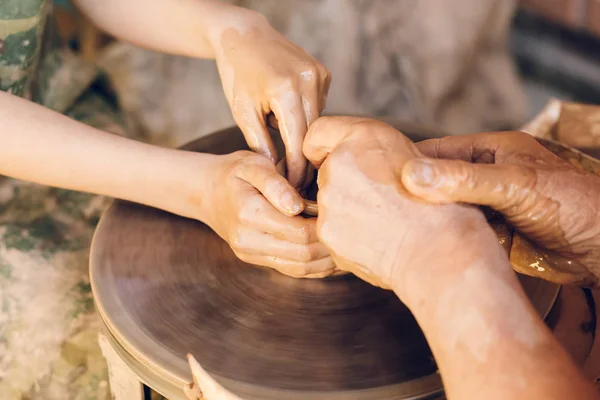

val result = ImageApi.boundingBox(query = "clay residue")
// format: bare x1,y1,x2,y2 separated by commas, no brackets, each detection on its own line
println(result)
217,25,330,189
510,233,598,287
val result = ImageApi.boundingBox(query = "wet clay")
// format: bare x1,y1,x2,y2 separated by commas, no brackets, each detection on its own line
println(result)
508,139,600,286
411,131,600,287
276,157,318,217
510,234,597,286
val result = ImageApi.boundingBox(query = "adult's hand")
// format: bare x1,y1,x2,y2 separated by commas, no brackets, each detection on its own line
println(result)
302,116,498,294
198,151,335,278
403,131,600,285
302,118,598,400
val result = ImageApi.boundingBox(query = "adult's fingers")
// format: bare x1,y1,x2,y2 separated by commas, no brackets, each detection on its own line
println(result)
416,131,541,163
236,252,336,278
236,161,304,216
401,158,537,211
187,354,241,400
233,99,279,164
231,228,330,263
271,93,308,190
302,116,379,168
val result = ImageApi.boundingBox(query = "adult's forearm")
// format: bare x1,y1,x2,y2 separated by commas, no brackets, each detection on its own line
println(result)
0,92,212,219
73,0,269,59
396,243,598,399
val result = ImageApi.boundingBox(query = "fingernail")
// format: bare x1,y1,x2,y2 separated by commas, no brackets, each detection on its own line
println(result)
281,191,303,214
408,159,437,187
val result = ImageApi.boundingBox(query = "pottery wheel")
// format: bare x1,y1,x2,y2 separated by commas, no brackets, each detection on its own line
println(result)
90,121,560,400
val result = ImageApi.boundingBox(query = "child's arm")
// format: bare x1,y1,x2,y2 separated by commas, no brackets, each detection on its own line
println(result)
0,91,205,219
72,0,264,60
73,0,331,190
0,92,333,277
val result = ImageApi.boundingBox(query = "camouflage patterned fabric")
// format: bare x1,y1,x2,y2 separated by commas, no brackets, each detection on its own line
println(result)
0,1,130,399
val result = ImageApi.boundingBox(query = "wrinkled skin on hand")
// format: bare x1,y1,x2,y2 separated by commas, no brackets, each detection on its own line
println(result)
402,131,600,286
203,151,335,278
215,22,331,190
302,117,499,294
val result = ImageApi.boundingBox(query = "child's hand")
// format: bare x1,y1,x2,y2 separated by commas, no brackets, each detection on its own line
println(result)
200,151,334,278
214,20,330,190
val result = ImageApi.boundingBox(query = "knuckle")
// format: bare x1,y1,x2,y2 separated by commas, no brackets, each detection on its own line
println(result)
235,150,254,158
230,150,253,167
231,160,248,177
249,153,275,168
319,66,331,83
299,64,318,82
237,150,260,162
228,230,245,250
319,64,330,77
452,162,475,183
237,205,254,224
298,246,316,263
231,96,252,119
232,152,270,175
238,196,262,222
274,77,296,93
296,223,312,244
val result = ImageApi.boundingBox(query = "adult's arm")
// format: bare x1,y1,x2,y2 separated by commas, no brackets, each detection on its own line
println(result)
393,247,598,399
303,117,600,400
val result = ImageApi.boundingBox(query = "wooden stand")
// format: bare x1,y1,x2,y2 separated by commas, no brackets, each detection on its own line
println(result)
99,333,145,400
97,287,600,400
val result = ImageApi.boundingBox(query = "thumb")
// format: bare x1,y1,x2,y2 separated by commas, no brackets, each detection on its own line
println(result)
187,354,242,400
401,158,536,210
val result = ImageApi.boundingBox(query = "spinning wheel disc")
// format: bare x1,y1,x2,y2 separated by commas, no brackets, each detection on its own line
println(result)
90,122,560,400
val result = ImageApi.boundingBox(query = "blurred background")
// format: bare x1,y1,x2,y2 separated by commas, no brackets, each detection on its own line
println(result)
53,0,600,147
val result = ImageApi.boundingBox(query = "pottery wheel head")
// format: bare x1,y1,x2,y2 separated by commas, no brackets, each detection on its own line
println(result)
91,123,561,400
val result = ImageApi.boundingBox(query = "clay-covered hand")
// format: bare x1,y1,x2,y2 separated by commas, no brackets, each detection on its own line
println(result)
302,117,501,295
185,354,242,400
200,151,335,278
403,131,600,285
214,18,331,190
